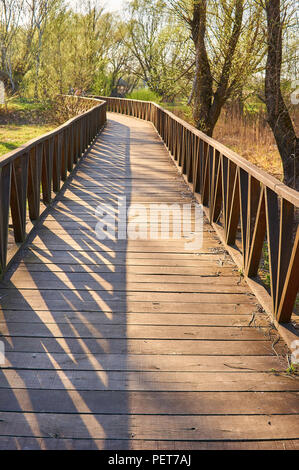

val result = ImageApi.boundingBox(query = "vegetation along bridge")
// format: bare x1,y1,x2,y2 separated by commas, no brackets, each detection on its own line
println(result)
0,96,298,449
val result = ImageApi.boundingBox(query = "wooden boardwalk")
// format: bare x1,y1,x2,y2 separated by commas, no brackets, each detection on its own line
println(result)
0,113,298,450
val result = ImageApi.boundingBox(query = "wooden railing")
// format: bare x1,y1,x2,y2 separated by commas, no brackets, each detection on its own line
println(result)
96,95,299,324
0,96,106,274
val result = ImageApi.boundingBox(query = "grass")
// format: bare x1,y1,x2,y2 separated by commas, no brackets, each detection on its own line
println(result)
213,110,284,181
161,100,299,182
4,97,50,113
0,97,55,156
0,96,51,120
0,124,55,156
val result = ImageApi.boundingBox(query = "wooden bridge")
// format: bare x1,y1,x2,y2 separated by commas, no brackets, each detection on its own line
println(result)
0,96,298,449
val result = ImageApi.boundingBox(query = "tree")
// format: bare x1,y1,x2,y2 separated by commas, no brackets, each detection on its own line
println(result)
263,0,299,188
0,0,24,90
124,0,194,101
168,0,265,136
25,0,58,99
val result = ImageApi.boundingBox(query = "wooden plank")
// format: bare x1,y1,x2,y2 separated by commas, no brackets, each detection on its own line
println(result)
0,337,285,355
12,263,237,275
1,111,297,450
0,390,297,415
23,247,230,269
0,289,255,304
0,323,268,340
0,437,298,450
2,281,249,294
0,412,298,440
0,312,268,325
8,272,242,285
0,370,297,392
23,249,227,260
26,241,223,253
0,353,286,372
0,301,255,314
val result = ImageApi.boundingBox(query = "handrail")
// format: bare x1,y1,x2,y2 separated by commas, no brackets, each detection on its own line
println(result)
96,95,298,324
0,95,107,273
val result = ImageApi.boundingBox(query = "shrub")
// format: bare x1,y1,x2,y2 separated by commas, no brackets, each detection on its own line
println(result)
126,88,161,103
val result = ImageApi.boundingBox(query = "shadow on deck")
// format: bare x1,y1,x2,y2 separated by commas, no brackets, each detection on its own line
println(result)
0,114,298,450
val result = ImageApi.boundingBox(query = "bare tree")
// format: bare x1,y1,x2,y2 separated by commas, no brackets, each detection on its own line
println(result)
123,0,194,100
0,0,24,90
263,0,298,188
26,0,57,99
168,0,265,136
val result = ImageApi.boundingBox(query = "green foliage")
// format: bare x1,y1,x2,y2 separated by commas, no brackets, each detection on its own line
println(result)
49,95,97,125
286,363,298,375
126,88,161,103
4,97,49,113
260,241,271,290
2,1,132,100
123,0,193,101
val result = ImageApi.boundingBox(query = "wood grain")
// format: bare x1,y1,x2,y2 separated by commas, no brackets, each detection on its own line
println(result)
0,113,298,450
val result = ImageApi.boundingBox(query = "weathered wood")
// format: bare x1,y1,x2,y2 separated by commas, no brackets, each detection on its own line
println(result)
0,312,266,325
0,336,285,355
10,155,29,243
41,138,53,204
27,143,43,220
276,227,299,322
0,323,266,340
98,96,299,323
0,437,298,450
1,412,299,441
0,96,106,274
0,390,296,414
0,352,284,371
0,111,298,450
0,163,11,271
0,369,297,392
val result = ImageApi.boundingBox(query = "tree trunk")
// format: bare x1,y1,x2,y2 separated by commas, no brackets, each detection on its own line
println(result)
191,1,213,135
265,0,299,189
191,0,244,137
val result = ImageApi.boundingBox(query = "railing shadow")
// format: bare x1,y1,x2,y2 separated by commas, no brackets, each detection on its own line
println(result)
0,117,131,449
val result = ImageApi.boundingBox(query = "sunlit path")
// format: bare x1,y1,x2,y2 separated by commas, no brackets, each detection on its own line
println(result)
0,113,298,450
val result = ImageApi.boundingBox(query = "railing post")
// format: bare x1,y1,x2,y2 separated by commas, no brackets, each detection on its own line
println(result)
0,163,12,273
28,143,43,220
10,154,29,243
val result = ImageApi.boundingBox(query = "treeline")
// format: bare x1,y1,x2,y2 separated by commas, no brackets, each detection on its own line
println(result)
0,0,297,104
0,0,194,101
0,0,298,186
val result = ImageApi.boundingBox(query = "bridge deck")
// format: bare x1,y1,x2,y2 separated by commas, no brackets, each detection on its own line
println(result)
0,113,298,450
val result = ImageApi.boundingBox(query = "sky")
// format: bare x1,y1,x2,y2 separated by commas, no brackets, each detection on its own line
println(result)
103,0,125,12
67,0,126,13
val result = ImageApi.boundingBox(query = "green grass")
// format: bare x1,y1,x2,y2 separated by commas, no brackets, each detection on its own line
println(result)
1,96,50,113
0,124,55,156
0,96,55,156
